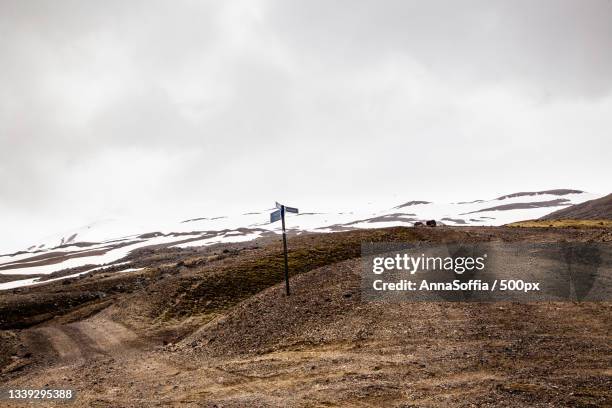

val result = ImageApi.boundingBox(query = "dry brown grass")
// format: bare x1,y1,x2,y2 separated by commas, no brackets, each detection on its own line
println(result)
506,219,612,229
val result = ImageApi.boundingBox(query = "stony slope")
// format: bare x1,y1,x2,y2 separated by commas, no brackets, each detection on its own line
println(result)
1,226,610,407
541,193,612,220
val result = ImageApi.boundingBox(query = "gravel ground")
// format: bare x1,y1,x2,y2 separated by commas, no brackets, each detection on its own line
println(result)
1,226,610,407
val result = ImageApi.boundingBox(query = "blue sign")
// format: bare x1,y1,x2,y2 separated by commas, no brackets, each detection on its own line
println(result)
270,209,281,223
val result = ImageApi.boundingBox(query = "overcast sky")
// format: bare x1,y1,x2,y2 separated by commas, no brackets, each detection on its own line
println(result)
1,0,611,251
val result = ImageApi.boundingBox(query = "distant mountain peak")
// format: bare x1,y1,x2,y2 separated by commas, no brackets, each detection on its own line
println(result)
393,200,431,209
495,189,583,201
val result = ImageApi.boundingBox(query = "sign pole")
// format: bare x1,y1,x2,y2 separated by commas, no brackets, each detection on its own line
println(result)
281,205,290,296
270,202,297,296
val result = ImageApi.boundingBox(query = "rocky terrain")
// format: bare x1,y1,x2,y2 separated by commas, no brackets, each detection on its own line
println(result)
0,225,611,407
541,193,612,221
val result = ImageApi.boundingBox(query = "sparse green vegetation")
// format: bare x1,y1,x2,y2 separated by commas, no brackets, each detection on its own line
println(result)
158,228,426,319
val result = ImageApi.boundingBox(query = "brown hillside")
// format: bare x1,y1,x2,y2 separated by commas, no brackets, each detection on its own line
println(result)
541,193,612,220
1,226,611,407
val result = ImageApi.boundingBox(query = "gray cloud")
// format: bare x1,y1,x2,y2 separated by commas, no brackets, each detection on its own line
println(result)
0,0,611,250
267,0,612,98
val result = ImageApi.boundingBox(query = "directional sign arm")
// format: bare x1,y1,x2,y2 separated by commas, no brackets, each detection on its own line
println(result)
275,201,299,214
270,209,281,223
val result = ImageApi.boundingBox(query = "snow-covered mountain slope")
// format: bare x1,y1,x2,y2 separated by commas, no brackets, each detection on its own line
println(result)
0,189,599,289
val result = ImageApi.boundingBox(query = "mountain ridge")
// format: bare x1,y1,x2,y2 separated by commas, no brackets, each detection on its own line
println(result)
540,193,612,220
0,189,600,289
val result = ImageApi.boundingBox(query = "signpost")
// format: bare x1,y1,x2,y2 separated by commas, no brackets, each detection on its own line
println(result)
270,202,298,295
